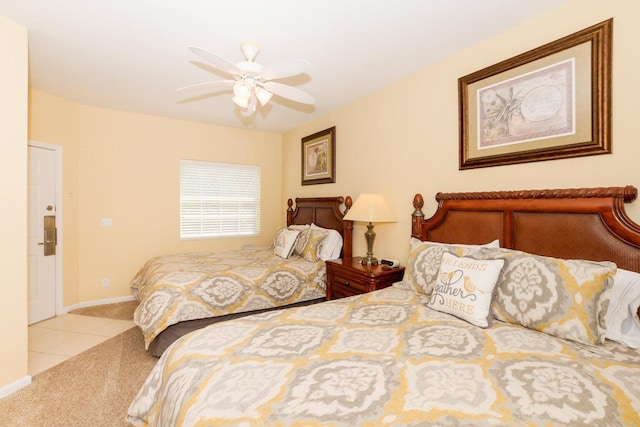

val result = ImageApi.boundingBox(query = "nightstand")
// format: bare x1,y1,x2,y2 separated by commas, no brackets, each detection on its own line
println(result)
325,257,405,300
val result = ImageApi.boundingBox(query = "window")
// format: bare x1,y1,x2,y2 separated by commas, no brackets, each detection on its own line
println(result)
180,160,260,239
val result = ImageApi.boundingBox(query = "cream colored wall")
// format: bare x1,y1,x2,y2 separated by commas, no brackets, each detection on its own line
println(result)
0,16,28,391
29,92,282,303
283,0,640,264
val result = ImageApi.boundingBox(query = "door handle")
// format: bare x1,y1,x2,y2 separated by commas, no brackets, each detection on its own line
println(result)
40,215,57,256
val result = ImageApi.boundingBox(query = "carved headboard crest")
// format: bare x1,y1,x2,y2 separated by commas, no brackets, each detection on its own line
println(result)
434,185,637,202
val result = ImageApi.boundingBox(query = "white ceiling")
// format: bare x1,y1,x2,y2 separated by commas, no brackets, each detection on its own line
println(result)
0,0,567,133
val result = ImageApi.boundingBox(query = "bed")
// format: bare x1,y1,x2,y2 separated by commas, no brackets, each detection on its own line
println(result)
127,185,640,426
130,196,353,356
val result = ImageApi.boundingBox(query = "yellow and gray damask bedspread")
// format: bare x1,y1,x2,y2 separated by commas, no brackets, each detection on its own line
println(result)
130,248,326,348
127,285,640,426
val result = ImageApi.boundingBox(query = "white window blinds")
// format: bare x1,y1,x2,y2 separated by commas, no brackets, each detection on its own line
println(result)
180,160,260,239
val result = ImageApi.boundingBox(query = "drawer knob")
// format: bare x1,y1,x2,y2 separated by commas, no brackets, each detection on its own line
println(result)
345,281,350,287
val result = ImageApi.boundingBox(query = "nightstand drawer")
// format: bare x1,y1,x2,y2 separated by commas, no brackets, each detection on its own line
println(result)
330,283,362,299
331,273,367,293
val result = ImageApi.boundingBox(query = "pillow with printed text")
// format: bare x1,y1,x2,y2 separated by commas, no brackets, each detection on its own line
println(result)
426,251,504,327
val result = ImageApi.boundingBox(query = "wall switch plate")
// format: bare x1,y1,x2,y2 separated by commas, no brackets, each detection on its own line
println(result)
101,218,113,227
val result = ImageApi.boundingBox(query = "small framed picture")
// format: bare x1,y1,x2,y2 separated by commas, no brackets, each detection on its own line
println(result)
301,126,336,185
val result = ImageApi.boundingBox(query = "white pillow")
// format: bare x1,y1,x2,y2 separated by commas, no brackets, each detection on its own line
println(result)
310,223,343,260
273,228,300,259
426,251,504,328
605,268,640,348
288,224,310,231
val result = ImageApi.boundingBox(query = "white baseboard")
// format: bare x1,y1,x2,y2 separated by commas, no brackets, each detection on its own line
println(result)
64,295,136,313
0,375,31,399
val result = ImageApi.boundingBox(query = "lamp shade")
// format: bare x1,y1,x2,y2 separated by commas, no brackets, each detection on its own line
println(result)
255,87,273,106
343,193,396,223
233,81,251,99
232,96,249,108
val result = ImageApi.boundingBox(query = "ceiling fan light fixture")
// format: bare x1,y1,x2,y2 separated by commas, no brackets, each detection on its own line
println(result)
255,87,273,106
232,96,249,108
233,81,251,99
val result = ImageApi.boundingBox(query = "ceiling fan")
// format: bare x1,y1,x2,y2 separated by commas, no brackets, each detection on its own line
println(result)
178,42,315,116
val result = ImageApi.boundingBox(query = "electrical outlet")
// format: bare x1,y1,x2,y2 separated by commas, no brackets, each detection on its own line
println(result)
101,278,110,288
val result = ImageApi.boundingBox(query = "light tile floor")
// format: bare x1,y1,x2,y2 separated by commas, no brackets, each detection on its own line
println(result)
28,313,134,376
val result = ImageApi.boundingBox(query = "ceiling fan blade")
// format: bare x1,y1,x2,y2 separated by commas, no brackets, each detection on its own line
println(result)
188,47,241,75
262,59,310,80
176,80,235,92
263,82,315,105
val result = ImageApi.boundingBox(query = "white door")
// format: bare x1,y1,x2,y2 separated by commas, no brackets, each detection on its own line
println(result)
28,145,58,324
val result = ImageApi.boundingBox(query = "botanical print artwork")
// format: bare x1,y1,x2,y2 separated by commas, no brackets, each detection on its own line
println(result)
305,138,329,176
477,59,575,149
301,126,335,184
459,20,611,169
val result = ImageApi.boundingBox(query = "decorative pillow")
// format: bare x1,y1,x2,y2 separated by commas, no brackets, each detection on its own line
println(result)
426,252,504,327
310,223,343,260
273,228,300,259
288,224,310,231
481,247,616,346
604,268,640,348
400,238,501,296
294,229,328,262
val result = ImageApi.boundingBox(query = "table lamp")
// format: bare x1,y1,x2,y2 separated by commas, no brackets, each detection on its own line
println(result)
343,193,396,266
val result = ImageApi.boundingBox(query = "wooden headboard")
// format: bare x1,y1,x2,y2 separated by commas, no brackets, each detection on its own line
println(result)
411,185,640,272
412,185,640,320
286,196,353,259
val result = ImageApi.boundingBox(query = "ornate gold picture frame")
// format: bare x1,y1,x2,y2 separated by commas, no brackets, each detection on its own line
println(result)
459,19,612,169
301,126,336,185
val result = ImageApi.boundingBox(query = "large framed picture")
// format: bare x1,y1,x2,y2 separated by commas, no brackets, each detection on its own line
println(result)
459,19,612,170
301,126,336,185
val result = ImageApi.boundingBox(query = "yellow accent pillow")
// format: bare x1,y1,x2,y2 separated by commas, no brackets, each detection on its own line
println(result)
294,229,328,262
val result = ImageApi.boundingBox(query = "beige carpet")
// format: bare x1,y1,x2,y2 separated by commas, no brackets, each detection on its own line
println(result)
69,300,139,321
0,303,156,427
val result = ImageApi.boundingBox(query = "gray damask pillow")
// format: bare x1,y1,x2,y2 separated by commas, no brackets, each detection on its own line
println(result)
480,247,616,346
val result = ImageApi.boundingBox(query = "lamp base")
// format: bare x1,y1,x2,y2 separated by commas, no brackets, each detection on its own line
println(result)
360,255,379,266
361,222,378,266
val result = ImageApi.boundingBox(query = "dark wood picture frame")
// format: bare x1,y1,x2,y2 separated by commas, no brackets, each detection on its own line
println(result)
459,19,612,170
301,126,336,185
